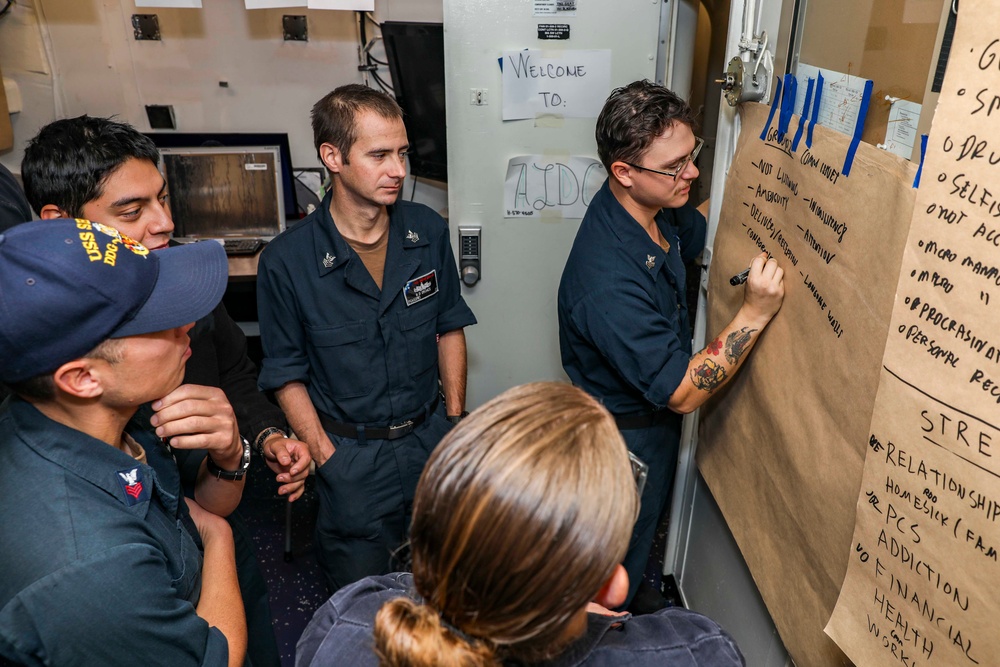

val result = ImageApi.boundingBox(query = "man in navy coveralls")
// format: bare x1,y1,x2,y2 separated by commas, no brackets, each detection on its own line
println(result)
0,163,32,232
257,84,476,593
20,116,311,667
558,80,785,608
0,220,246,666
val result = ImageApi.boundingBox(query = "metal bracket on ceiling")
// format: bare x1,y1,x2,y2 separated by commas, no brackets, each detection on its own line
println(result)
718,29,771,107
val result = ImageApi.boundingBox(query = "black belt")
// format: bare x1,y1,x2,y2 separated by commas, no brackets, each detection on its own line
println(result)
614,409,673,430
318,395,439,441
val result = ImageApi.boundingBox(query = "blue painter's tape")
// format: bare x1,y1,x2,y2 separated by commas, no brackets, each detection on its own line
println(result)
777,73,797,142
760,75,782,141
807,71,824,149
842,79,874,177
913,134,929,188
792,77,815,152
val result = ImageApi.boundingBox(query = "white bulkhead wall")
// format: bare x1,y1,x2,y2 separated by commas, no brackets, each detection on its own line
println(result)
443,0,665,405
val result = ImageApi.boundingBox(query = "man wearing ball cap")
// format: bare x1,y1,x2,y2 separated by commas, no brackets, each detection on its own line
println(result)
0,219,247,666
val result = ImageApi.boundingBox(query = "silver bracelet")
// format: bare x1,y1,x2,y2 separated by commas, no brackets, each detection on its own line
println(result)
254,426,287,457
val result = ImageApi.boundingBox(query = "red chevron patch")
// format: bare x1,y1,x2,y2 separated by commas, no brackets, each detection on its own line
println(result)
125,483,143,499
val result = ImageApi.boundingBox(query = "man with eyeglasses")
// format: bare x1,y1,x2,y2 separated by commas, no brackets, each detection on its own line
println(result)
558,80,785,611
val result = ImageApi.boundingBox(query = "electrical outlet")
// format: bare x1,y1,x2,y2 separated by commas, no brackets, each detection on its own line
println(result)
132,14,161,41
469,88,489,106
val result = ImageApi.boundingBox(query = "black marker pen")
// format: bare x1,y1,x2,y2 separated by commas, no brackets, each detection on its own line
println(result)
730,267,751,286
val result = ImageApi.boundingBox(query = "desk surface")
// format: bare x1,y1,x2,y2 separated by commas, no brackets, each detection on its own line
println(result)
228,251,262,281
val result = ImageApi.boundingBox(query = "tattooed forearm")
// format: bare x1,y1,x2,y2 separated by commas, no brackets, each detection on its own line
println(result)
706,337,723,356
691,358,727,392
725,327,757,364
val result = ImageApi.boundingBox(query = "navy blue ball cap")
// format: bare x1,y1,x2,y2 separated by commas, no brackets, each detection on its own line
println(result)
0,218,228,384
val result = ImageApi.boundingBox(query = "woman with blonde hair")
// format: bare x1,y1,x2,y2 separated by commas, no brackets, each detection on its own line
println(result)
297,382,744,666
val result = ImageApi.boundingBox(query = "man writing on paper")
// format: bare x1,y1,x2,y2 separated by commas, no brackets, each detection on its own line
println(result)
559,80,785,610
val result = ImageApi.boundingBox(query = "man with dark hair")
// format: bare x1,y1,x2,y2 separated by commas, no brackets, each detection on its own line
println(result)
558,80,785,609
0,162,32,232
0,219,246,666
22,116,163,219
0,162,33,400
256,84,476,593
21,115,311,667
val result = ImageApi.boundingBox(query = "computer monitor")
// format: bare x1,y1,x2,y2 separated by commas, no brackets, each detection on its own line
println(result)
160,145,286,240
381,21,448,182
146,132,300,221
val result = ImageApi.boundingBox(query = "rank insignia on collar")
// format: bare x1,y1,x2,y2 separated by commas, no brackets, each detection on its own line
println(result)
323,252,336,268
405,230,420,243
646,255,656,269
116,466,150,506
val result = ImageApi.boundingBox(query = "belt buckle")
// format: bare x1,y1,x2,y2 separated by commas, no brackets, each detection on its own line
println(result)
389,419,414,433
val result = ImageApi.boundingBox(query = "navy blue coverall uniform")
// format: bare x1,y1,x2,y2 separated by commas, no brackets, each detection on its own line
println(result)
0,179,279,664
257,194,476,592
174,294,286,667
558,179,707,606
0,398,230,666
297,573,746,666
0,163,32,233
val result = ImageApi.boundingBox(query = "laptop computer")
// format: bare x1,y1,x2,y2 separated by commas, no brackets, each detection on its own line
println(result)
160,145,287,254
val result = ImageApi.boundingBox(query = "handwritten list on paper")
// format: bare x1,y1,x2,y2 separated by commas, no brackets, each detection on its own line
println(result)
699,100,917,664
795,63,871,137
826,2,1000,665
731,122,857,342
883,99,923,159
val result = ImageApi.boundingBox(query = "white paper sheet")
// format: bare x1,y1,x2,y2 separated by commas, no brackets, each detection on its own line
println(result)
794,63,871,137
245,0,306,9
501,49,611,121
881,98,922,159
135,0,202,7
503,155,606,219
306,0,374,9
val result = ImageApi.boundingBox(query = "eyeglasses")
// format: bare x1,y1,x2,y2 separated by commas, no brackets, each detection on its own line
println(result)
625,137,704,180
628,450,649,498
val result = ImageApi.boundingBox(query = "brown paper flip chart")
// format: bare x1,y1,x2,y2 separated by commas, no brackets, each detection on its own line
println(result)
827,1,1000,665
699,101,917,666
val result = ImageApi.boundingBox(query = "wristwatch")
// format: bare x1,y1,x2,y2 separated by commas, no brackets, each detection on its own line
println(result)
447,411,469,425
206,437,252,481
